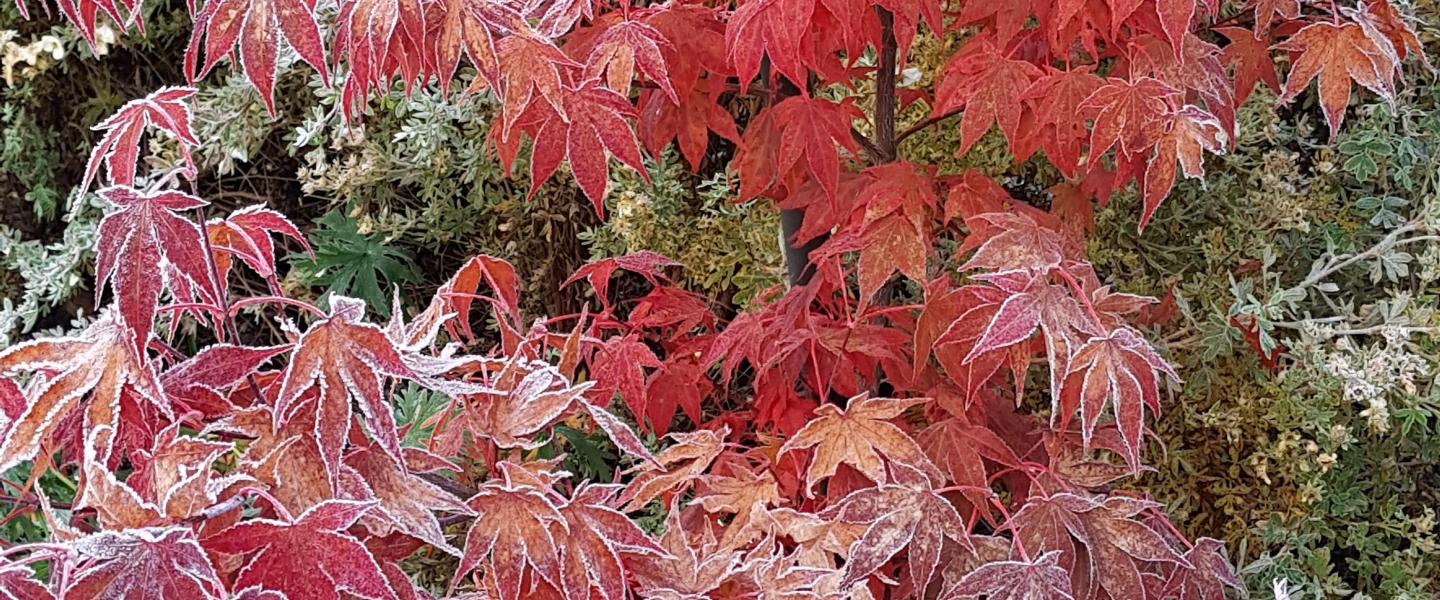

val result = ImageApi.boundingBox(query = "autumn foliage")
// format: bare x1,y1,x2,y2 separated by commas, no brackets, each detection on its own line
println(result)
0,0,1430,598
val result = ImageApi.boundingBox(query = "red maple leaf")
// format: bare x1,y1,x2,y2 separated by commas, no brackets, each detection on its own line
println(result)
1012,493,1189,599
333,0,430,116
203,500,398,600
1276,19,1398,138
1216,27,1281,105
638,79,740,171
206,205,311,292
643,3,728,99
346,443,472,556
94,187,218,355
618,427,726,512
554,484,666,599
745,96,863,201
0,557,50,600
1080,77,1179,165
933,37,1043,159
1157,537,1243,600
917,416,1021,508
627,509,747,599
778,394,942,496
525,83,650,215
0,313,166,473
949,551,1075,600
1022,67,1105,178
725,0,815,93
428,0,522,94
161,343,287,417
578,20,676,100
591,334,662,426
1057,327,1178,468
453,477,566,600
64,527,226,599
494,31,577,133
185,0,329,113
81,86,198,196
562,251,679,308
1246,0,1300,32
822,483,972,591
274,296,477,487
1352,0,1432,71
1141,106,1228,230
443,357,591,449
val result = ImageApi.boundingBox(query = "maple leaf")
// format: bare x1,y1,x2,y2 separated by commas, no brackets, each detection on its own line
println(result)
591,334,663,428
0,557,50,600
432,254,522,344
428,0,522,94
917,416,1021,508
207,205,311,292
1246,0,1299,32
1080,77,1179,165
580,20,676,100
333,0,429,116
948,551,1074,600
449,357,592,449
1352,0,1432,71
1216,27,1280,105
857,213,927,310
494,31,577,133
186,0,329,114
1141,106,1227,230
124,422,234,520
933,38,1043,159
562,251,679,308
525,83,650,215
643,3,727,98
274,296,478,488
1156,0,1195,58
1158,537,1242,600
1276,19,1398,138
81,86,198,196
726,0,815,93
203,500,399,600
1011,493,1189,600
1058,327,1178,468
346,443,471,556
555,484,667,599
1022,68,1105,178
755,96,863,201
64,527,226,600
453,478,566,600
95,187,219,355
0,312,166,473
628,508,747,599
638,79,741,171
823,484,971,591
161,343,288,418
618,426,726,512
778,394,942,496
957,212,1065,276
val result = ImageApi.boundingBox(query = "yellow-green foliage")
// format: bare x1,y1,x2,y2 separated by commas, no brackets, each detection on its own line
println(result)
1090,60,1440,596
582,150,783,307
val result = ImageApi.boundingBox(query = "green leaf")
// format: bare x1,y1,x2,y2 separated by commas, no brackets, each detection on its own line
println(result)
288,211,420,318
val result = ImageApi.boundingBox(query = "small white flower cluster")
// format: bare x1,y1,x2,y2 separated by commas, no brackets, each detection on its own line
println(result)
1321,326,1430,433
1,25,116,86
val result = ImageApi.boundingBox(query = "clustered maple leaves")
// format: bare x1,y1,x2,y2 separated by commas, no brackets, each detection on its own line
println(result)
2,0,1431,597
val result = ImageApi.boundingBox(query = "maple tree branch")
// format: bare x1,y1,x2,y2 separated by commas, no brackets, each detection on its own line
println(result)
896,109,961,145
872,6,899,163
190,185,269,405
418,472,479,501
